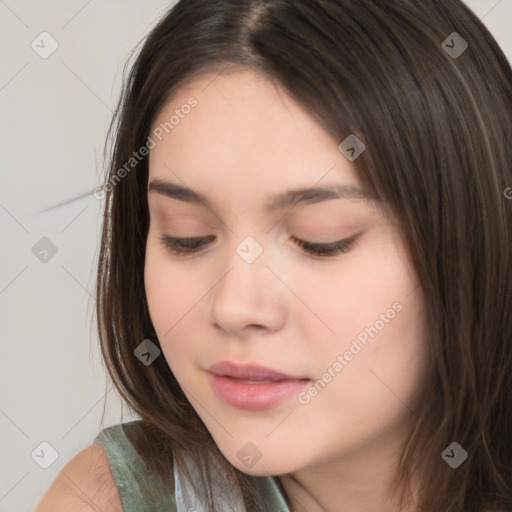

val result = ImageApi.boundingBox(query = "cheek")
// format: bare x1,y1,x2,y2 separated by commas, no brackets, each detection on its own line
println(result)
299,235,426,408
144,247,176,328
143,244,203,369
291,232,422,353
287,258,426,463
319,273,427,420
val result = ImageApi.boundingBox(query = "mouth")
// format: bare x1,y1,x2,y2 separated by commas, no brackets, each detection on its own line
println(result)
225,378,281,384
207,361,311,411
207,360,308,380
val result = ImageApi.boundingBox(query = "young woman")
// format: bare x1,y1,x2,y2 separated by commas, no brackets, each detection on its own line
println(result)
35,0,512,511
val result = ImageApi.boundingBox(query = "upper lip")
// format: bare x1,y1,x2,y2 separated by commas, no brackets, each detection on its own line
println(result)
207,361,309,381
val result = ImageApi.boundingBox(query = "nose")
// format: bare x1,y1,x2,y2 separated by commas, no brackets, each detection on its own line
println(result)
206,241,286,337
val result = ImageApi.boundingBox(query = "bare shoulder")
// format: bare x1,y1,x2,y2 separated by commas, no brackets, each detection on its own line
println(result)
33,443,122,512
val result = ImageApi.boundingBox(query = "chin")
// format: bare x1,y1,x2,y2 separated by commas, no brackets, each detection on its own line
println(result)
221,451,296,477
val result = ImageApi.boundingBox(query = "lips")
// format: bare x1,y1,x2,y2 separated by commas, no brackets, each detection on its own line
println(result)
207,361,311,411
207,361,307,381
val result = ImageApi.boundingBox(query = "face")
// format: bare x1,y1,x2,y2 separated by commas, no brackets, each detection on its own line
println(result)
144,68,428,477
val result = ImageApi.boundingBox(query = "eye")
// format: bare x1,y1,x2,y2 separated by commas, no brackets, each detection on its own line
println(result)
290,234,359,257
159,234,359,258
159,235,214,256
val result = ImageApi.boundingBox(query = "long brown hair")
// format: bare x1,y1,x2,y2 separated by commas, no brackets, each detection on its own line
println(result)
95,1,512,510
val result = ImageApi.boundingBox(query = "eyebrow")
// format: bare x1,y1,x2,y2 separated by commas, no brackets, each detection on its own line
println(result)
148,179,375,211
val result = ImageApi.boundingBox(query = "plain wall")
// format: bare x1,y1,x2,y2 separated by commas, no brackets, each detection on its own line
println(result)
1,1,511,510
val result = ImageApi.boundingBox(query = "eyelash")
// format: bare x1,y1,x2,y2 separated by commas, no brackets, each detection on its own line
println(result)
158,234,359,258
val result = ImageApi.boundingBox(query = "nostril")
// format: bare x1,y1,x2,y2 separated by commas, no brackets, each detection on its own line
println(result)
247,324,265,331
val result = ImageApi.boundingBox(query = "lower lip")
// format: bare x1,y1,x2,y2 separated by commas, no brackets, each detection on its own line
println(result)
209,373,311,411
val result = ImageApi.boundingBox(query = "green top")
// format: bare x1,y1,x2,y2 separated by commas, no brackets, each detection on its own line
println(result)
92,420,291,511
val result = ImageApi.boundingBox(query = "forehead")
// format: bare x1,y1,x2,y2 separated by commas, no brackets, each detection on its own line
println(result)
148,69,364,208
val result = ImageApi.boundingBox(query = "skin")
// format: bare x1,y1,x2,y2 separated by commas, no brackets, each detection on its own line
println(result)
144,68,428,512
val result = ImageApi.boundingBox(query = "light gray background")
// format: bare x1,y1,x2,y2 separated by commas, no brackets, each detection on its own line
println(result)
1,1,511,510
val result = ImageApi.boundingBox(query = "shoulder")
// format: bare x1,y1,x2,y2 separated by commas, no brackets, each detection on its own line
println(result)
34,443,121,512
